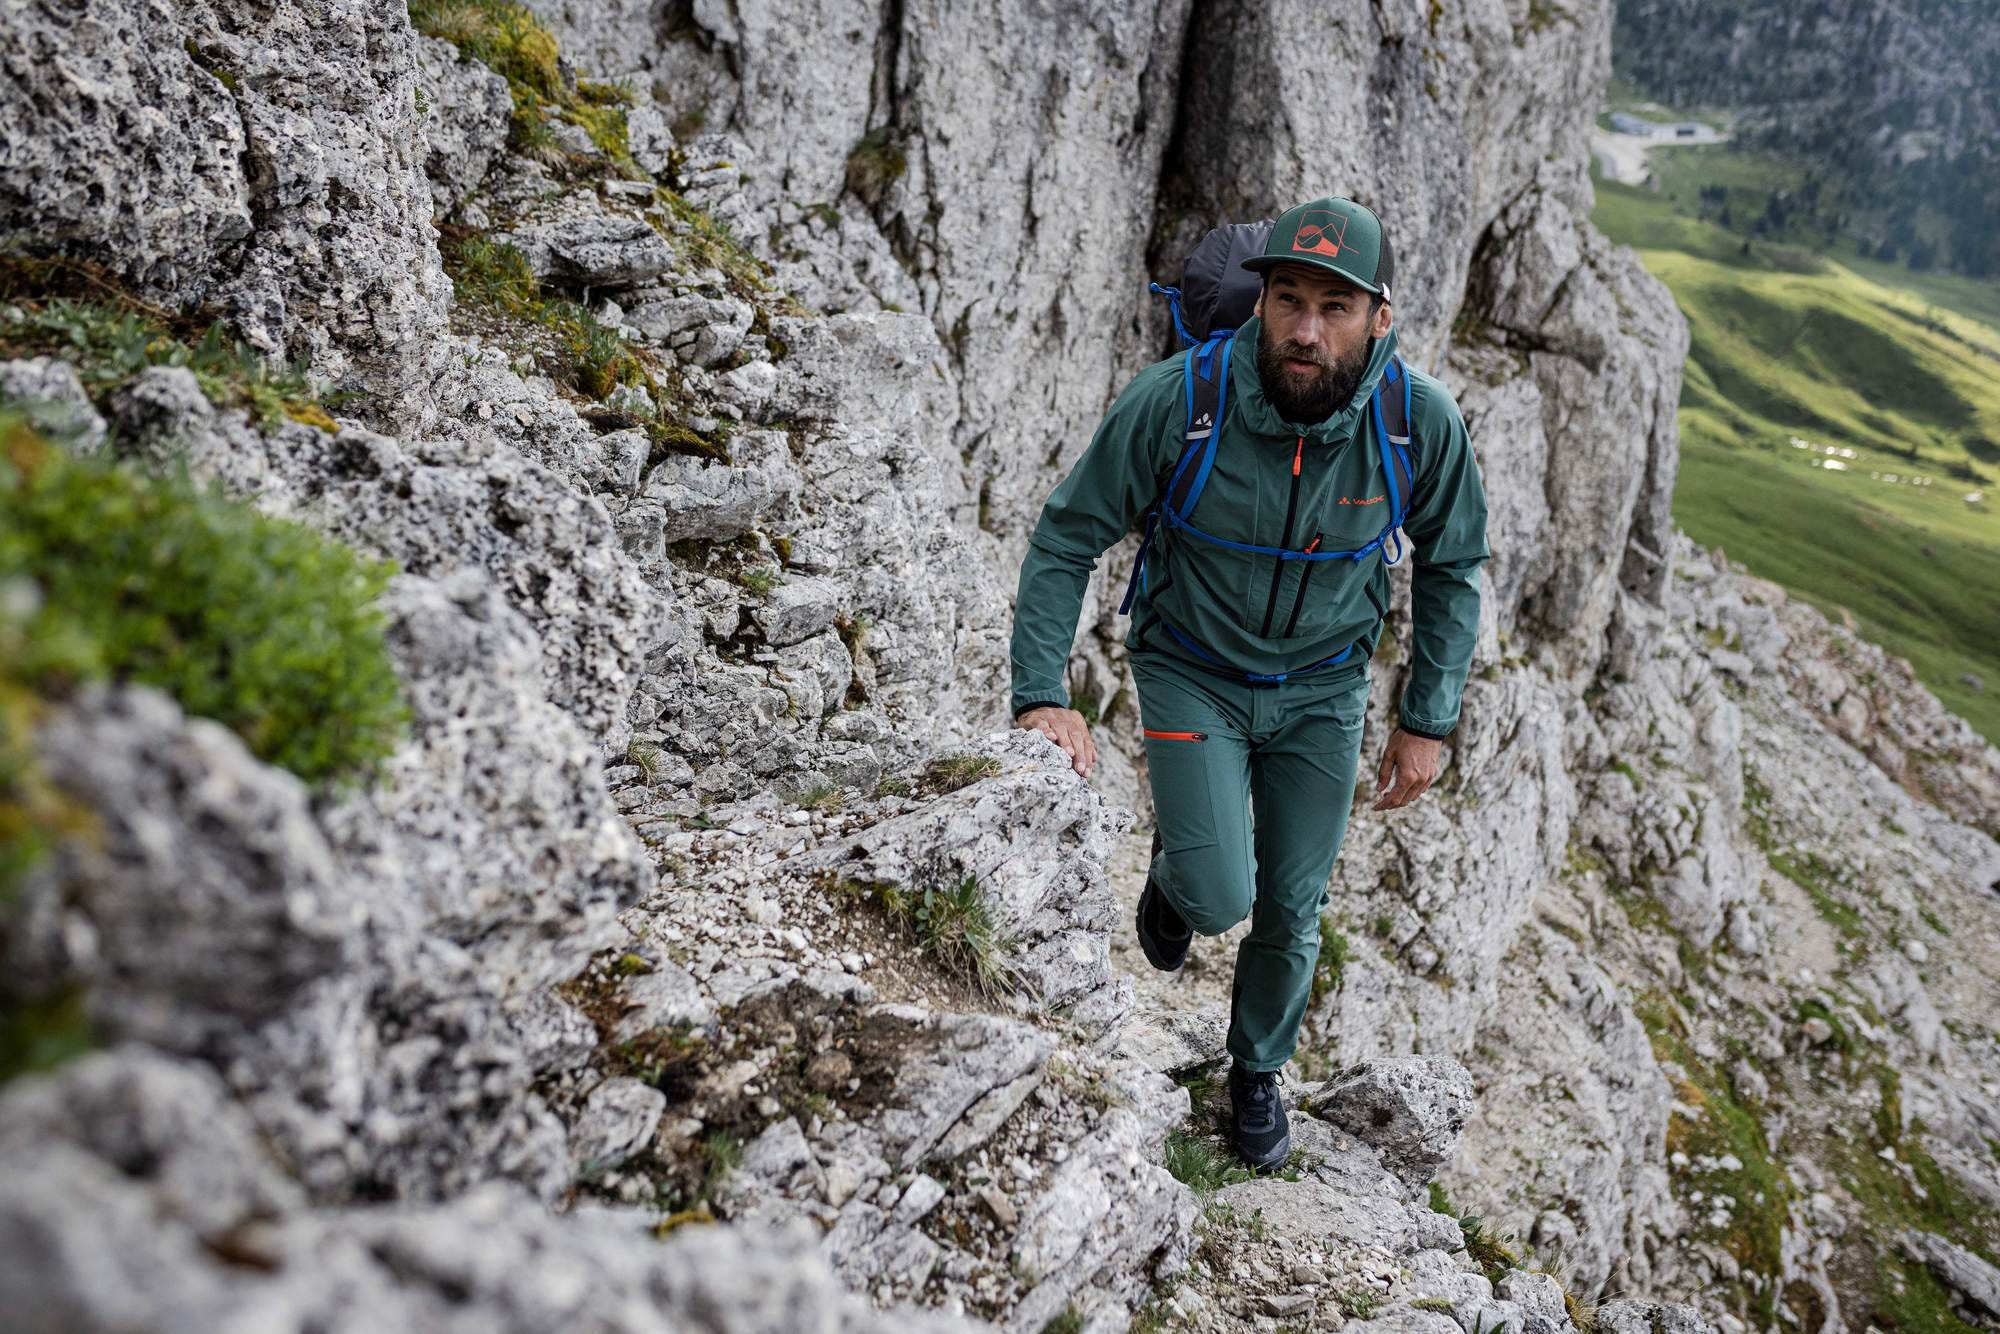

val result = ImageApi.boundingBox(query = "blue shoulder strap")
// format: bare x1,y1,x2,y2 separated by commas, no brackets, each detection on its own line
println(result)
1117,330,1234,616
1372,355,1417,563
1166,331,1231,519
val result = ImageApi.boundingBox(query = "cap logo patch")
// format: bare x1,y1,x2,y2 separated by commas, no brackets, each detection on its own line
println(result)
1292,208,1348,258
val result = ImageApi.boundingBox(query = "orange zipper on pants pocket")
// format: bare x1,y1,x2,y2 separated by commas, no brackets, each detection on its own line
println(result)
1143,728,1207,741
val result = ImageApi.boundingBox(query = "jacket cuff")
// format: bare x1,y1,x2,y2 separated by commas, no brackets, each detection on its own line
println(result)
1012,692,1068,721
1396,706,1455,742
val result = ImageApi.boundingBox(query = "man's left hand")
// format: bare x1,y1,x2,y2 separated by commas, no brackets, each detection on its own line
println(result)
1372,728,1444,811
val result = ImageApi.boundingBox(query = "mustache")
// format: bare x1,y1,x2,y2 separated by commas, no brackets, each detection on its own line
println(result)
1273,342,1328,369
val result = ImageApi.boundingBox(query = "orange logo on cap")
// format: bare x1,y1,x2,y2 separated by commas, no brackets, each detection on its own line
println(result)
1292,209,1348,258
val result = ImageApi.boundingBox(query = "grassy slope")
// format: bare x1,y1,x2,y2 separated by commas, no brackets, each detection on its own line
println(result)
1590,166,2000,744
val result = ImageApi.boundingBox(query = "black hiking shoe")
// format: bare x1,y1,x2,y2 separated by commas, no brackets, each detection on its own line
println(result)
1227,1061,1291,1170
1136,874,1192,972
1136,827,1190,973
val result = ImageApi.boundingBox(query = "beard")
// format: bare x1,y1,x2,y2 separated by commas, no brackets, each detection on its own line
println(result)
1255,323,1372,424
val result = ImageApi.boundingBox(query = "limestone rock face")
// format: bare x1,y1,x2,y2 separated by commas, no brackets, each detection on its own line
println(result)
1306,1057,1476,1191
5,687,355,1052
0,1050,972,1334
0,1,252,308
2,0,1996,1331
0,0,452,421
414,35,513,215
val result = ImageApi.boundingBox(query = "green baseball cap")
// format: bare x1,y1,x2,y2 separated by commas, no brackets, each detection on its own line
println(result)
1241,195,1395,301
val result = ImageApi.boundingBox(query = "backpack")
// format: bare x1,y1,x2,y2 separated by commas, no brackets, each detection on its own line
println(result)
1116,220,1418,684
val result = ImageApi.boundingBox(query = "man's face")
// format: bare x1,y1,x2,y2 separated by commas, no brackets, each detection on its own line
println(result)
1252,264,1394,424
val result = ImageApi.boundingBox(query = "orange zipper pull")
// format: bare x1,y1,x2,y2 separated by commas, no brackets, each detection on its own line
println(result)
1303,533,1321,554
1293,436,1303,476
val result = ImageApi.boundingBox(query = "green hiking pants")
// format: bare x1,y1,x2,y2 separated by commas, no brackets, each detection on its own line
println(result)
1132,648,1370,1072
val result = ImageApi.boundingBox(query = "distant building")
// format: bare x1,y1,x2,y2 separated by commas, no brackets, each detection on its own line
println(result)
1609,112,1657,136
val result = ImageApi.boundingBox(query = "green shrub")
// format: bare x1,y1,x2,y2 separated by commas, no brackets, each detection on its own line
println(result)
409,0,560,96
0,422,406,788
410,0,644,177
0,985,93,1086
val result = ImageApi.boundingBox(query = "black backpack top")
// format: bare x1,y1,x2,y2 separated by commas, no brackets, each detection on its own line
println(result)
1153,220,1275,345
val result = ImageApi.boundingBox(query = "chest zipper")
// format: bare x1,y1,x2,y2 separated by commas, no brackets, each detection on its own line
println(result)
1281,533,1322,638
1258,436,1306,637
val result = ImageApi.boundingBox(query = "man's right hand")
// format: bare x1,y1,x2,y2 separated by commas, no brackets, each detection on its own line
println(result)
1014,706,1097,779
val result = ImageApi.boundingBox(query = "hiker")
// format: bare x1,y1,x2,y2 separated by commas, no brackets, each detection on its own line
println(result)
1009,197,1489,1168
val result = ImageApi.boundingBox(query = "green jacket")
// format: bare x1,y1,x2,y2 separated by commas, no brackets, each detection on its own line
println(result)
1009,316,1489,737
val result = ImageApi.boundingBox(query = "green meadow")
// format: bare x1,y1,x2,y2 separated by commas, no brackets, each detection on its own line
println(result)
1590,151,2000,745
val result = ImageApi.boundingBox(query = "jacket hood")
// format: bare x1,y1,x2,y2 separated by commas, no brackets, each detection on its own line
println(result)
1228,315,1400,444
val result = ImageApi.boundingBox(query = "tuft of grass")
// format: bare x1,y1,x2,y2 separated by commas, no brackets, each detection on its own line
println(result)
844,126,907,202
736,565,780,597
1164,1127,1255,1194
650,188,791,308
567,78,637,164
919,752,1001,795
699,1130,741,1192
438,231,654,404
436,232,540,314
1037,1309,1084,1334
1335,1288,1384,1319
409,0,647,176
0,419,406,788
793,782,842,811
821,871,1019,997
912,875,1018,997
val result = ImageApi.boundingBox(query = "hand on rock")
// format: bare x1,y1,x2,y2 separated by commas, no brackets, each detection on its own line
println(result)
1014,705,1096,779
